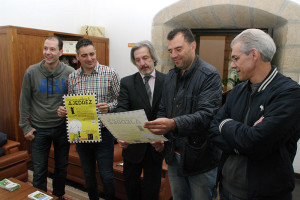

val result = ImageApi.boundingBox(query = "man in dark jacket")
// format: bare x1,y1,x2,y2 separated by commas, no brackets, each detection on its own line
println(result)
209,28,300,200
117,40,165,200
145,27,222,200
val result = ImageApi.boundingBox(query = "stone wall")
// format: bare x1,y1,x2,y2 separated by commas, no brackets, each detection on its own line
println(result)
152,0,300,82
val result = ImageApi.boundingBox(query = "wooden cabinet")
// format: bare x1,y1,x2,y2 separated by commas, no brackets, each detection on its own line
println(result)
0,26,109,153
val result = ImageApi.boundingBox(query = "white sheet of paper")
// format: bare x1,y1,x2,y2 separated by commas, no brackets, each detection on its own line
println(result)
99,109,168,143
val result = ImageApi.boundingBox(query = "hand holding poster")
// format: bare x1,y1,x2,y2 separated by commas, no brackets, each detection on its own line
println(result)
99,109,167,143
63,94,101,143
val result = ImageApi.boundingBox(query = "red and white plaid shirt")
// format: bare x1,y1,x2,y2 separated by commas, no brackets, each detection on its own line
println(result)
68,62,120,127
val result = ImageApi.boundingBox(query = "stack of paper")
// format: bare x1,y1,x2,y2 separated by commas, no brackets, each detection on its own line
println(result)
0,178,21,191
28,190,53,200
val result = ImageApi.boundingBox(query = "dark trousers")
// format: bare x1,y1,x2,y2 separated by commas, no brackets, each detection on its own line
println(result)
76,128,115,200
220,184,292,200
123,145,163,200
219,185,247,200
31,123,70,197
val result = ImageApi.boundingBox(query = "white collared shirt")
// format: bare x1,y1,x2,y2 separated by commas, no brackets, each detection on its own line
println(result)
140,70,156,101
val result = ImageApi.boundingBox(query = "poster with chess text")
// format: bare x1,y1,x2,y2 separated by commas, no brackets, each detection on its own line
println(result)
63,94,101,143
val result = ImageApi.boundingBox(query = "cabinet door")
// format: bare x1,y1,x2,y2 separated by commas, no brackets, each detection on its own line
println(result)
14,28,51,151
85,36,109,66
15,31,47,84
0,28,15,140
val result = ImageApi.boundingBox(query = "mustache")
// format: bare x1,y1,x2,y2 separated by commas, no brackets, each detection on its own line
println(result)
141,65,149,69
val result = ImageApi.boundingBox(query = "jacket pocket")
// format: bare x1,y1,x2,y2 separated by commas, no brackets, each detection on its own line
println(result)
180,139,212,174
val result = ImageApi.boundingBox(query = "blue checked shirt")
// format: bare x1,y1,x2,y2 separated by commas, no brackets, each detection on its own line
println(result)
68,62,120,128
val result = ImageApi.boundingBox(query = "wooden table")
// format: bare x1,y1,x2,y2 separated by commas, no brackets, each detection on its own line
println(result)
0,178,58,200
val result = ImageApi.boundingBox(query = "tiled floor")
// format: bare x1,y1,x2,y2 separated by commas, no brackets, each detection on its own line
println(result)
46,169,300,200
61,177,300,200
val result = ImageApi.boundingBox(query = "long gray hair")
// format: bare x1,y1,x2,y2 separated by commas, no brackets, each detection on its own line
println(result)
130,40,159,66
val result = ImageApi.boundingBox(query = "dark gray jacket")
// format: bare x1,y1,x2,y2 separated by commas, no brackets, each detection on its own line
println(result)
209,66,300,199
158,55,222,176
116,70,165,163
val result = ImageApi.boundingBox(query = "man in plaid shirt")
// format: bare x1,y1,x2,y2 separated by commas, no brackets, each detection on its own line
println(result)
58,38,120,200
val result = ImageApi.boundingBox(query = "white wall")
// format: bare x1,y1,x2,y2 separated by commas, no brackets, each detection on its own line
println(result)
0,0,178,78
2,0,300,173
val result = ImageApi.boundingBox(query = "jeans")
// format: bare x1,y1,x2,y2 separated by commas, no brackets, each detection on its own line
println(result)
76,128,115,200
31,123,70,197
168,153,217,200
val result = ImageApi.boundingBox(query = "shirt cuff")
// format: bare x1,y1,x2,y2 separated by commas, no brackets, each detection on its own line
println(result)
219,119,233,133
107,103,113,112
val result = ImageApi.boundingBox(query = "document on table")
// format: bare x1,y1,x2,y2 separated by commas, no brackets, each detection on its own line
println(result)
99,109,168,143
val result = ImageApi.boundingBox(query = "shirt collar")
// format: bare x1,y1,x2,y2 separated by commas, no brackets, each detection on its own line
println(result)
139,69,156,79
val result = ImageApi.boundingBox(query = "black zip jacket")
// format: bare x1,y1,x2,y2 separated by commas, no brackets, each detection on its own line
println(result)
158,55,222,176
209,66,300,199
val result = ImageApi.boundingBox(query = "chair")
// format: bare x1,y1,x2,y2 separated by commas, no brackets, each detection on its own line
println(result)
222,88,232,105
0,140,29,182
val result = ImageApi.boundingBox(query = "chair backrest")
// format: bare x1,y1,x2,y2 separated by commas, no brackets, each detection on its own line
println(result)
0,132,7,147
2,140,20,154
222,89,232,105
113,144,123,162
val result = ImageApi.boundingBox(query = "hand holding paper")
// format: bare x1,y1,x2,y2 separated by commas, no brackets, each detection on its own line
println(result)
100,110,168,143
144,118,176,135
150,141,164,152
57,106,67,118
117,139,130,149
97,103,109,114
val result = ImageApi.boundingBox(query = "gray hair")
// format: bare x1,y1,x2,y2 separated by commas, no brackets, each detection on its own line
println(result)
130,40,159,66
231,29,276,62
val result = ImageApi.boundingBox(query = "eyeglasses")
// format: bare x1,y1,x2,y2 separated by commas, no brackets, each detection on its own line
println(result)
230,53,243,64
